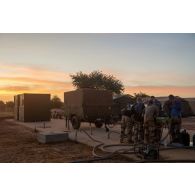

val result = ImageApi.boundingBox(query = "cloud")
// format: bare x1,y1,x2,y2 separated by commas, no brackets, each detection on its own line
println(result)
0,63,75,101
0,76,74,101
125,85,195,97
0,63,195,101
0,77,71,86
0,86,30,91
0,64,71,82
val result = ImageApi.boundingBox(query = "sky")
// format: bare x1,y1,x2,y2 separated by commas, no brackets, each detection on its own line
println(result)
0,33,195,102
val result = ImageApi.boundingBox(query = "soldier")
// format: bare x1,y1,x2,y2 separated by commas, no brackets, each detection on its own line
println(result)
132,97,145,144
150,96,163,140
170,96,182,142
150,96,162,112
163,95,174,117
120,106,134,144
144,100,159,144
163,95,182,142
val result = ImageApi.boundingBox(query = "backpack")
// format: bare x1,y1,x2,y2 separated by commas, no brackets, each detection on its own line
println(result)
179,130,190,146
132,103,145,121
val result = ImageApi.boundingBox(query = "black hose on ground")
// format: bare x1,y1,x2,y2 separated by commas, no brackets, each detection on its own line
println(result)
71,128,195,163
70,157,116,163
160,145,195,151
80,129,105,158
137,159,195,163
70,155,136,163
71,157,195,163
79,129,136,159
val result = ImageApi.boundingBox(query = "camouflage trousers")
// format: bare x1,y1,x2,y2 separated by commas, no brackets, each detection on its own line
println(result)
144,121,158,144
121,115,134,143
133,121,144,143
170,117,182,142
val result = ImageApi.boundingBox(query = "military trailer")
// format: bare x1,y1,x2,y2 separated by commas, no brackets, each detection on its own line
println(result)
64,89,113,129
14,93,51,122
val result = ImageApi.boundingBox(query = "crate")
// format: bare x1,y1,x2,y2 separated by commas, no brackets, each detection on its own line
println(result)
14,93,51,122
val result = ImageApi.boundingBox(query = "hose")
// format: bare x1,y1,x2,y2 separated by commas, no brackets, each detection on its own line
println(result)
71,127,195,163
101,144,134,153
137,159,195,163
79,129,136,159
80,128,158,160
71,156,195,163
160,145,195,151
80,129,105,158
71,156,117,163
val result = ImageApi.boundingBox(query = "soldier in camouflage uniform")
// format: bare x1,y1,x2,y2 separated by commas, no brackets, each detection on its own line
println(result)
120,107,134,144
163,95,182,142
144,100,159,144
132,98,145,144
150,96,163,142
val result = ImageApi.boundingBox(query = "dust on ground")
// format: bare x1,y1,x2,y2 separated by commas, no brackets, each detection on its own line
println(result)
0,116,195,163
0,120,129,163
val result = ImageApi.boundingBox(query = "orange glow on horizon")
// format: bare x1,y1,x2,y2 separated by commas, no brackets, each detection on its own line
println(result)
125,86,195,98
1,80,195,102
0,64,195,102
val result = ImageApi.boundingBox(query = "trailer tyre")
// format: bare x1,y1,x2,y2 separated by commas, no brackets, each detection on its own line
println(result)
95,119,103,128
71,116,81,129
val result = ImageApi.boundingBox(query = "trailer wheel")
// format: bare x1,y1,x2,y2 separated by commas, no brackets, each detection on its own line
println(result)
71,116,81,129
94,119,103,128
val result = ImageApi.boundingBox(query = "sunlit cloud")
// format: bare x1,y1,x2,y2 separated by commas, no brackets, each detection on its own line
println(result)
125,86,195,97
0,72,74,101
0,86,31,91
0,64,70,82
0,34,195,102
0,63,74,101
0,63,195,102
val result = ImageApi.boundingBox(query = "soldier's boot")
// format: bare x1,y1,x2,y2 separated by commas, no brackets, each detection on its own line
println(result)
134,130,140,144
120,138,124,143
127,139,134,144
140,128,145,143
120,130,125,143
127,133,133,144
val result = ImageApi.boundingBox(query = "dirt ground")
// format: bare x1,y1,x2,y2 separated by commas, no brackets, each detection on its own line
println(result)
0,112,13,119
0,116,195,163
0,119,129,163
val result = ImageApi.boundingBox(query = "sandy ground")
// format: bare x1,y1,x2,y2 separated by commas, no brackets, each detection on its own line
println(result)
0,116,195,163
0,112,14,119
0,119,129,163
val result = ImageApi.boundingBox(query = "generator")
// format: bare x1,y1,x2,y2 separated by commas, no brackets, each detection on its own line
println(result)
64,88,113,129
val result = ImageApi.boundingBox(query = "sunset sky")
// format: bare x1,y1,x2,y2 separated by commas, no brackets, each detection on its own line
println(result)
0,33,195,102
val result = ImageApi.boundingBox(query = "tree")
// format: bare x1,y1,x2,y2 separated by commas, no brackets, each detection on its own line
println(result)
133,92,150,100
5,101,14,112
50,95,63,109
70,70,124,94
0,101,5,112
134,92,149,98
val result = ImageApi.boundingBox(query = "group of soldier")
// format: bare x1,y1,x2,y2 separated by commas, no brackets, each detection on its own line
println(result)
120,95,182,145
